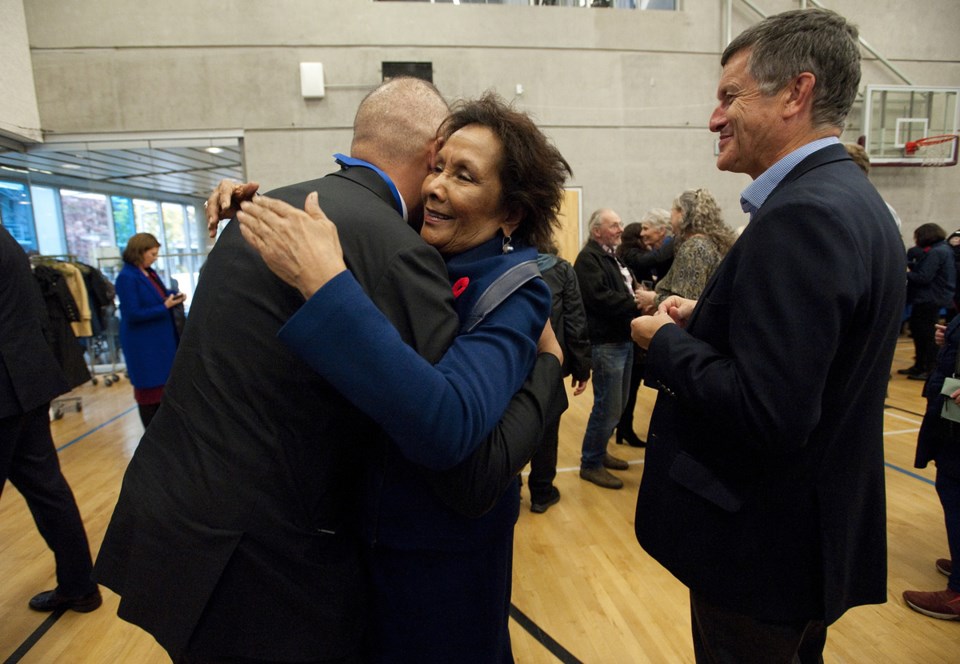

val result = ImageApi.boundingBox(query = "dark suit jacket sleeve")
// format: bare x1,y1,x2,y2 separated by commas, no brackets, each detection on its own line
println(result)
646,197,865,453
559,260,591,381
623,241,674,274
427,354,566,517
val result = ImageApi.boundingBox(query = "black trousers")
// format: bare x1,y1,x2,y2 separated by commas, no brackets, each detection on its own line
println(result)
138,402,161,428
910,302,941,372
690,591,827,664
528,413,561,503
0,403,96,597
617,344,645,436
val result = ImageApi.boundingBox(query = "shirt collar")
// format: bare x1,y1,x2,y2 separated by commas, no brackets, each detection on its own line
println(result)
333,153,407,221
740,136,840,218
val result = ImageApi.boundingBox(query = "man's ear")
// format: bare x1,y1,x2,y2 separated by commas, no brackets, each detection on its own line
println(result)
424,136,444,172
782,72,816,120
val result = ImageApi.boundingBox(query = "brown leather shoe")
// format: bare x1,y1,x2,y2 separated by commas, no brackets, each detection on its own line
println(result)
29,588,102,613
902,588,960,620
602,453,629,471
580,466,623,489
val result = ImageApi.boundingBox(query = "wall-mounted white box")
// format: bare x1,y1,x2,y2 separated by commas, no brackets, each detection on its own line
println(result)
300,63,325,99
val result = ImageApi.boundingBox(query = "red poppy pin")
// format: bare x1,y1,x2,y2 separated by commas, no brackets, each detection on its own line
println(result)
452,277,470,298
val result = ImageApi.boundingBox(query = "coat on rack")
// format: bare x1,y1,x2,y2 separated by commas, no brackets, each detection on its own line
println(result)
32,264,91,389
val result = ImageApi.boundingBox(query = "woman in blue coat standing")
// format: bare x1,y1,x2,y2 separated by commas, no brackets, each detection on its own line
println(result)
116,233,184,427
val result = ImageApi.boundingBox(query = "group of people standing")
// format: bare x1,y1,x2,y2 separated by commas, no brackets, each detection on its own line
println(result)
897,223,960,620
570,190,737,491
8,6,935,664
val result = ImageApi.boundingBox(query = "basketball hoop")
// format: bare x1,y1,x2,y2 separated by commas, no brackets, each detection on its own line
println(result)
903,134,960,167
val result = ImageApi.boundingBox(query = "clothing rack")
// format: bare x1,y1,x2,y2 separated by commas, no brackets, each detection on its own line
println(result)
29,253,79,264
30,254,87,419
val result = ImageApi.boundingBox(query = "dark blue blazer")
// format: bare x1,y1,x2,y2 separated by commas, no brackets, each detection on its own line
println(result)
636,144,905,625
115,262,178,388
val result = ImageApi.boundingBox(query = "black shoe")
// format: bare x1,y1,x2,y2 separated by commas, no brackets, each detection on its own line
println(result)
29,588,102,613
907,371,931,381
616,429,646,447
530,488,561,514
897,366,921,375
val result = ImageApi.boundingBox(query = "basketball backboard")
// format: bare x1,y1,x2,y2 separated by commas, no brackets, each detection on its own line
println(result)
862,85,960,167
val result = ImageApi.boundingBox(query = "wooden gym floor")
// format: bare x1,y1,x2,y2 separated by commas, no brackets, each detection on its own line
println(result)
1,335,957,663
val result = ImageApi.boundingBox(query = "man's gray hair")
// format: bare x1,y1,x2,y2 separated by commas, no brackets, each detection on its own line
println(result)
588,208,609,233
722,7,861,131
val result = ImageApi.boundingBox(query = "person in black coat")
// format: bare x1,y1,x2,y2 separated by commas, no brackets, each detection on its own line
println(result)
947,230,960,321
902,317,960,619
0,225,100,614
615,218,671,448
527,243,592,513
902,223,956,380
631,9,904,661
574,208,642,490
622,211,675,284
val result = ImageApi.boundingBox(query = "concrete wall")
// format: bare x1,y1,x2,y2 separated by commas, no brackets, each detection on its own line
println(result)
0,0,41,143
19,0,960,243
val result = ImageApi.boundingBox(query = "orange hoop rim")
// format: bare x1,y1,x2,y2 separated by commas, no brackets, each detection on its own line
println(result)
904,134,959,155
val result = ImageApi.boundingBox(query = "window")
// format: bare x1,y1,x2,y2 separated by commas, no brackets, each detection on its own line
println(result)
111,196,136,249
133,198,163,238
32,186,66,256
0,175,205,292
162,202,188,250
60,190,114,266
0,180,37,252
161,202,200,304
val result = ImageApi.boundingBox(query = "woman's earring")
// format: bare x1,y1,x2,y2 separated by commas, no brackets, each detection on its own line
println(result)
502,235,514,254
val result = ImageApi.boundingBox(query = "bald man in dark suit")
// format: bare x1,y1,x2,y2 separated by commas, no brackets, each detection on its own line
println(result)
96,77,562,663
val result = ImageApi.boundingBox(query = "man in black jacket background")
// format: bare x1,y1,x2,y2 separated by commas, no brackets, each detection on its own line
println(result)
574,208,642,490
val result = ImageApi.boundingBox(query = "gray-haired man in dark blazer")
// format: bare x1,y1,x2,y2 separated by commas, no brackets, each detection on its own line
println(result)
631,8,904,662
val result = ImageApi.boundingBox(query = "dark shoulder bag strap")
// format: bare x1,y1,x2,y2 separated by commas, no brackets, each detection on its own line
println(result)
460,260,541,334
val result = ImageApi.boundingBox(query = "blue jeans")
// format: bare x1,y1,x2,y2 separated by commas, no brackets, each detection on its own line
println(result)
936,469,960,593
580,342,633,469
